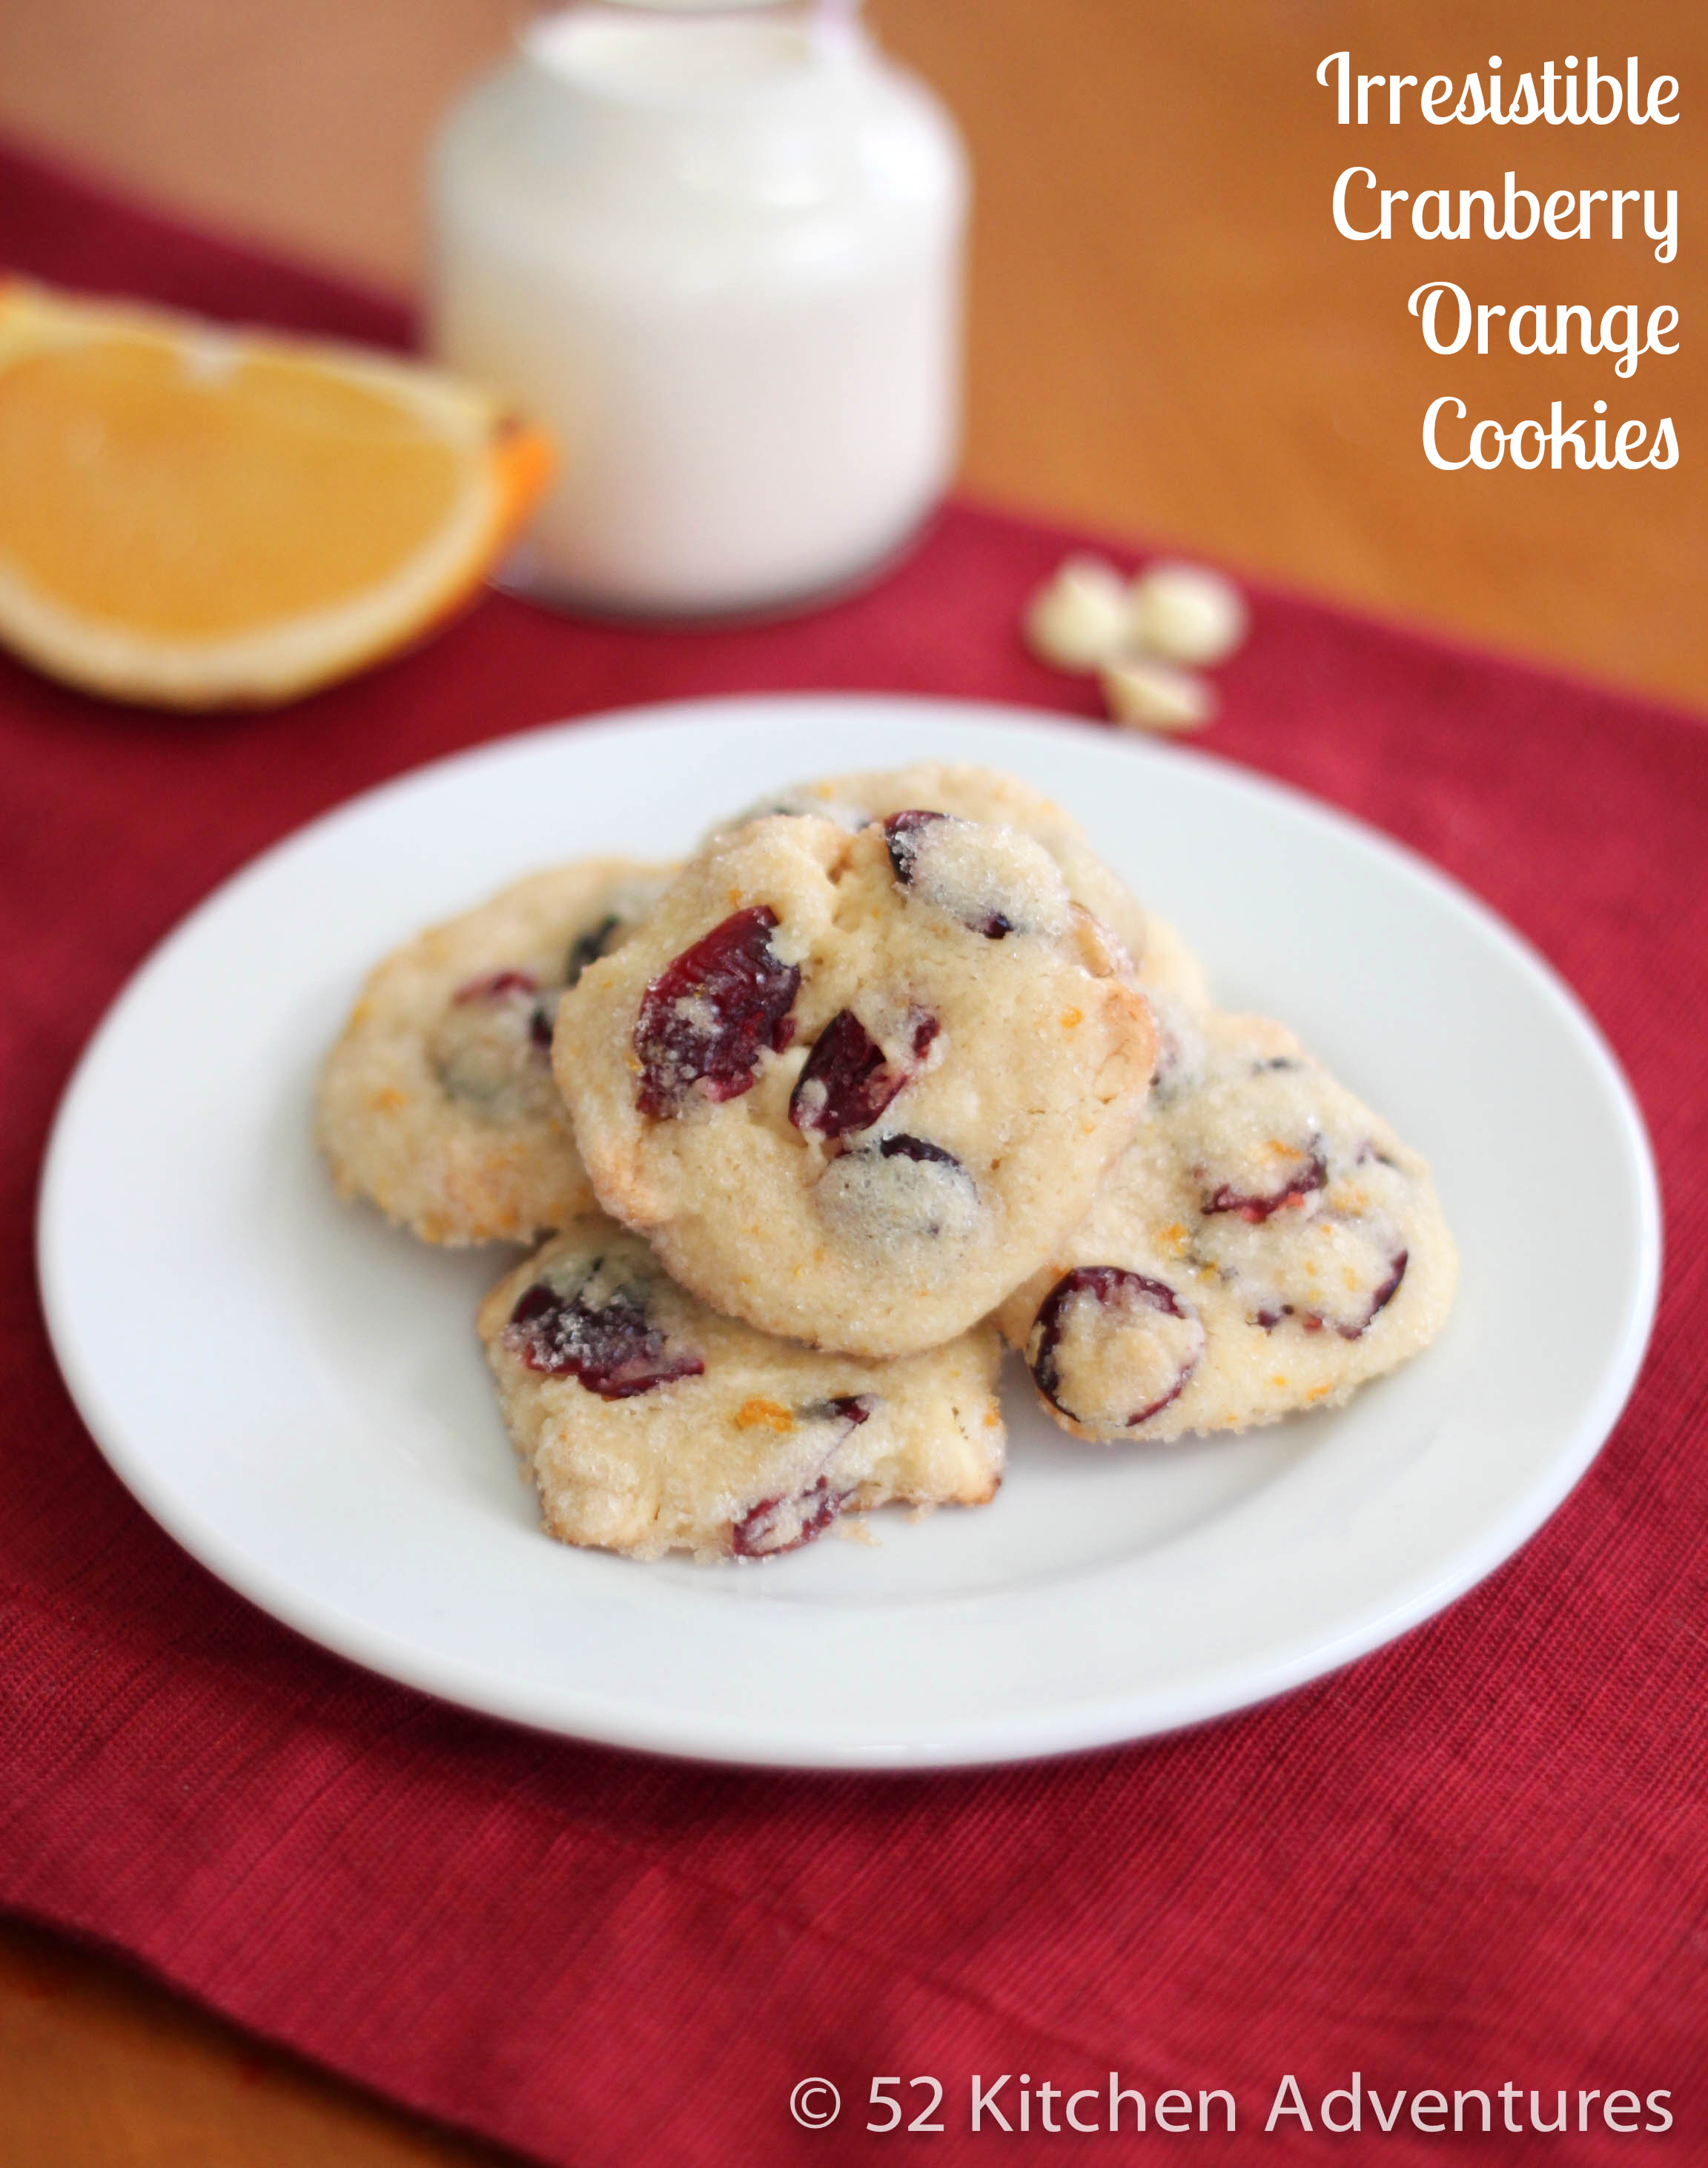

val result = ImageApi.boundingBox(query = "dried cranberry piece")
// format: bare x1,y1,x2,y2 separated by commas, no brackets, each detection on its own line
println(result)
633,905,801,1117
566,913,622,988
1251,1246,1408,1339
878,1134,960,1168
728,1395,873,1557
452,969,539,1005
910,1012,941,1059
448,970,555,1058
882,810,1011,938
883,808,946,885
1201,1144,1328,1223
1030,1266,1199,1429
789,1008,937,1140
730,1476,851,1558
816,1136,978,1245
789,1009,891,1137
810,1393,873,1429
505,1272,704,1399
1339,1248,1408,1339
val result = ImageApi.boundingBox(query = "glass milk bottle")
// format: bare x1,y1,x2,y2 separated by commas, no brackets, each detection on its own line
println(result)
427,0,968,617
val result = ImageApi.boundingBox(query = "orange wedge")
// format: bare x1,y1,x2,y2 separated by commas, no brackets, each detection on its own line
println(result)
0,280,552,708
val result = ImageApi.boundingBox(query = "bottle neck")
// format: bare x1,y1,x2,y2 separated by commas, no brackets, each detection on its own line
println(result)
522,1,861,99
515,2,874,172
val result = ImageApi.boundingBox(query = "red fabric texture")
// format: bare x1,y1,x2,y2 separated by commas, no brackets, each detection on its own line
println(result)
2,141,1707,2166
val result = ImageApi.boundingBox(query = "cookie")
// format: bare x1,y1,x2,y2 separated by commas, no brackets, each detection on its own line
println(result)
555,810,1157,1355
1132,911,1213,1015
317,860,669,1244
997,1011,1456,1441
478,1220,1004,1560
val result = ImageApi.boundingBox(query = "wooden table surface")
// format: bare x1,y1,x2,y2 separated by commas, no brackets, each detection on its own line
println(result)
0,1,1701,2161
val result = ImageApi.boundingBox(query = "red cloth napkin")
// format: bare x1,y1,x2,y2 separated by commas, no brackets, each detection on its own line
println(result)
3,141,1707,2167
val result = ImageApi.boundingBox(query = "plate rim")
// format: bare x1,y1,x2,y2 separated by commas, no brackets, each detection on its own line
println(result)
36,692,1664,1769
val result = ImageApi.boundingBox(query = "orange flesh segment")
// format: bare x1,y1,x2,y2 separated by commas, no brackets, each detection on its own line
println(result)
0,337,466,637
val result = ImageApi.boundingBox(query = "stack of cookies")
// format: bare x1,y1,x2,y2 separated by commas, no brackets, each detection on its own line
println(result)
317,764,1455,1561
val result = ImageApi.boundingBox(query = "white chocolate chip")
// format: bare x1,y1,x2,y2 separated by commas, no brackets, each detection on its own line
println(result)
1126,561,1248,667
1023,555,1133,671
1101,656,1217,733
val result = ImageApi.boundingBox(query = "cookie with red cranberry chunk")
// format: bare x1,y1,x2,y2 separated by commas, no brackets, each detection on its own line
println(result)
997,1012,1455,1442
710,761,1180,989
478,1222,1004,1561
316,860,669,1245
555,811,1156,1355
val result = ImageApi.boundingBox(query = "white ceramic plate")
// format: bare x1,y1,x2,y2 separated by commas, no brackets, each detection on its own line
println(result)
39,696,1660,1769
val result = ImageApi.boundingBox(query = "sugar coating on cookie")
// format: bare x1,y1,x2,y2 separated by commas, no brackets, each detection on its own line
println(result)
478,1220,1004,1560
996,1011,1456,1441
317,860,669,1244
555,811,1158,1355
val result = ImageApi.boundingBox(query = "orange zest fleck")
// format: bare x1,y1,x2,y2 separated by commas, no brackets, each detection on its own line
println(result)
735,1398,794,1434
